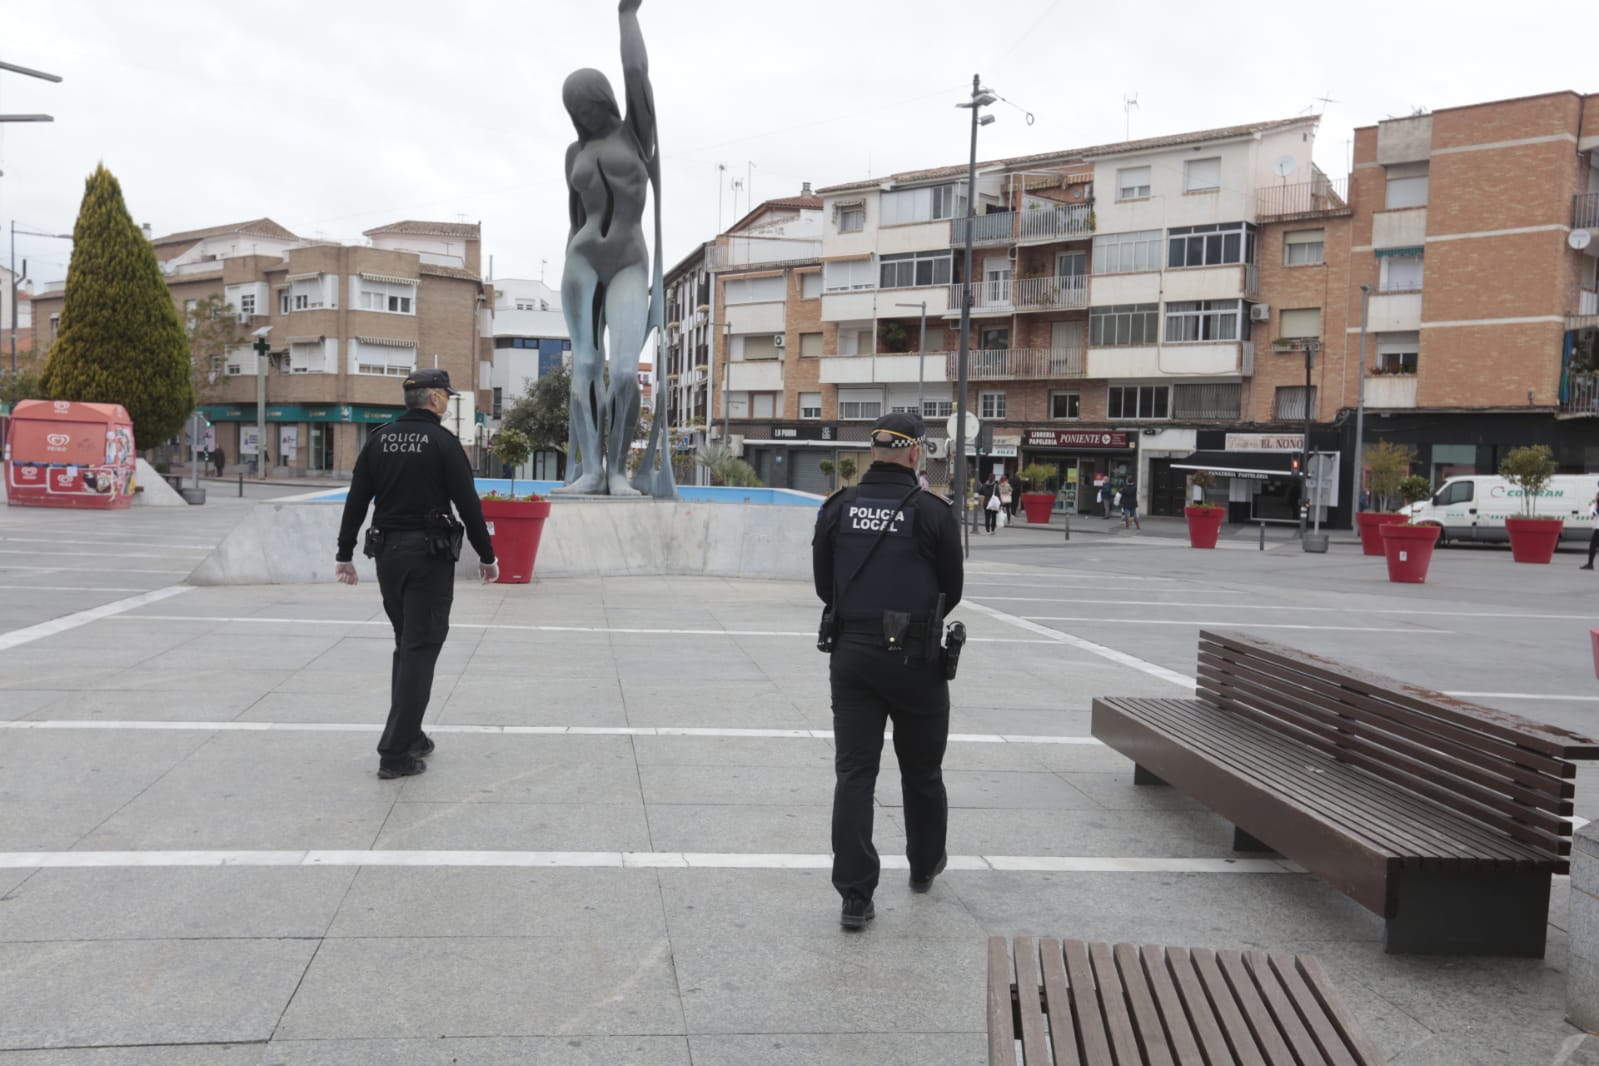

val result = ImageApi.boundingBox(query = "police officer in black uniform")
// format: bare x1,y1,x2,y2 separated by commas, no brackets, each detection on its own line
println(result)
334,369,498,779
812,411,963,929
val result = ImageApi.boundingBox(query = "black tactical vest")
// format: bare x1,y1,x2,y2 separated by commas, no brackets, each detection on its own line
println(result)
831,485,941,622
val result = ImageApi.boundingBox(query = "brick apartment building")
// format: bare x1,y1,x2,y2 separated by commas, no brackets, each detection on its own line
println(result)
30,219,490,477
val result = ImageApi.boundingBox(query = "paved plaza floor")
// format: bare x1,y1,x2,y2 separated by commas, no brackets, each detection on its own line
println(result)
1,489,1597,1064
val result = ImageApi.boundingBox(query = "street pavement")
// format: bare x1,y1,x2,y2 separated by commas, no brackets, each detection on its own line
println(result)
1,489,1597,1064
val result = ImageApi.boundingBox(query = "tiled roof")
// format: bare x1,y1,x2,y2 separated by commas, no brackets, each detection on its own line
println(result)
418,264,483,281
364,220,482,239
816,117,1315,195
724,196,823,236
151,218,300,245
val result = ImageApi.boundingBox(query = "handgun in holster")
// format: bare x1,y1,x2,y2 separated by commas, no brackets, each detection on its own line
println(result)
362,527,385,559
424,511,465,561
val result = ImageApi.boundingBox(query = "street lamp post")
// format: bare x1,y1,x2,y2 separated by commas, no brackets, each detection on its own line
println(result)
1301,338,1320,536
8,222,73,375
955,74,997,558
1351,284,1371,524
894,300,928,413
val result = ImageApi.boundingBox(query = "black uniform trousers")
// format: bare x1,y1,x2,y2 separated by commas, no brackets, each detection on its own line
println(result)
375,531,455,760
829,636,949,901
1587,525,1599,565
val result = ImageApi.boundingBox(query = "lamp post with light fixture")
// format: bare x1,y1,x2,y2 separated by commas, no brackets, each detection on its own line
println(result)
954,75,997,556
9,223,72,375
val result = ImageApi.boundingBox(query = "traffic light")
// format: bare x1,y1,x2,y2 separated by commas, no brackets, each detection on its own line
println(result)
1290,458,1300,473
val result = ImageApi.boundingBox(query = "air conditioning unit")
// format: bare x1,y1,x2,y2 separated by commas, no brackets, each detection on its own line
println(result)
1249,303,1271,322
729,434,745,457
772,335,786,348
922,437,948,459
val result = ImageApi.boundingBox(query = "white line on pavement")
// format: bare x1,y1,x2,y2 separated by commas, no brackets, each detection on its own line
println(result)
0,849,1298,875
980,598,1596,621
0,537,217,551
0,585,153,593
1445,692,1599,703
0,586,193,652
0,565,191,574
0,719,1107,747
960,600,1196,690
1020,617,1445,633
0,548,194,560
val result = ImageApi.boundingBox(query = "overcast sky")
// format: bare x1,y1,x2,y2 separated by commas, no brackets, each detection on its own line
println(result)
0,0,1587,289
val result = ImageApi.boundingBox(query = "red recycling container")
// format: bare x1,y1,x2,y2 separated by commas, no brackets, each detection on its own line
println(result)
1379,522,1441,583
480,498,551,584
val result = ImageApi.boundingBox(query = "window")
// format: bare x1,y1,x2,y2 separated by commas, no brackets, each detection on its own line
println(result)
1284,229,1325,266
358,277,416,314
922,398,954,418
838,206,865,232
1274,386,1317,420
801,272,823,299
1107,385,1169,419
288,276,327,311
750,392,778,419
49,313,60,341
287,340,333,374
1438,480,1474,505
184,298,198,316
799,332,823,358
1167,222,1256,269
279,290,291,315
1277,308,1322,341
1172,383,1242,419
837,387,882,421
1376,331,1419,374
1089,303,1160,346
492,387,503,418
1050,392,1081,419
836,322,873,356
724,275,786,304
350,339,417,377
800,392,822,420
740,335,778,360
1380,253,1424,292
880,183,966,225
1386,164,1429,209
1092,229,1162,273
980,392,1007,419
1116,165,1151,200
879,250,953,289
823,258,875,292
979,326,1010,350
1184,157,1221,192
1164,299,1242,342
238,293,256,316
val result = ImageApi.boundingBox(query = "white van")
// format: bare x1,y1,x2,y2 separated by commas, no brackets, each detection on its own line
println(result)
1402,475,1599,543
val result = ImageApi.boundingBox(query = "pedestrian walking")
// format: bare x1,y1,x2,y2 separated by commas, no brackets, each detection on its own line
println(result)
997,475,1014,525
980,474,999,533
1122,478,1142,530
211,447,226,478
1582,484,1599,570
1098,478,1113,519
334,369,498,779
812,412,964,930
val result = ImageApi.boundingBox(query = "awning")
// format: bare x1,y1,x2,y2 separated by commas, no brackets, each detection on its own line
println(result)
285,272,321,282
354,335,416,348
1374,246,1423,258
359,271,418,286
1171,450,1298,481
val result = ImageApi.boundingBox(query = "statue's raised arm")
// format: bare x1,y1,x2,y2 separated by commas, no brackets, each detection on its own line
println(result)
619,0,657,163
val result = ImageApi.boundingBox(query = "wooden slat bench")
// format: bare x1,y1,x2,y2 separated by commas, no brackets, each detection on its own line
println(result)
988,936,1384,1066
1091,629,1599,956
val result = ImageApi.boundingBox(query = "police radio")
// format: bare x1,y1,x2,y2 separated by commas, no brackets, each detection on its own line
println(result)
816,608,836,653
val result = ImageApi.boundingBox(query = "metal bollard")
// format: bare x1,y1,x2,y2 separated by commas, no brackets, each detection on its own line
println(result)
238,473,244,498
1259,522,1267,551
1062,515,1070,542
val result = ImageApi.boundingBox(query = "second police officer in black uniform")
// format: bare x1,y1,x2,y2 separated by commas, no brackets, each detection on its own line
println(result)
812,412,964,930
334,368,498,779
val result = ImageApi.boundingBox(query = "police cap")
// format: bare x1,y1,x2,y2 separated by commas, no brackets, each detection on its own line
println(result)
403,368,460,396
867,411,925,449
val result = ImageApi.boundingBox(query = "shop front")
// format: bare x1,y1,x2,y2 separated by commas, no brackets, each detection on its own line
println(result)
199,402,404,478
1171,433,1341,526
738,423,841,495
1019,429,1134,515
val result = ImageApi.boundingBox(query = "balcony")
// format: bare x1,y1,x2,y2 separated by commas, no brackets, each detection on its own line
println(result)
710,237,823,272
1563,374,1599,416
950,212,1016,247
1575,192,1599,230
1017,202,1093,243
1013,275,1088,313
1255,173,1350,221
819,351,949,385
1365,374,1418,409
947,347,1085,381
947,280,1015,316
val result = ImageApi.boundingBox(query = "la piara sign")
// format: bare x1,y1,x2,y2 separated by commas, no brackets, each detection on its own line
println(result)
1023,430,1130,449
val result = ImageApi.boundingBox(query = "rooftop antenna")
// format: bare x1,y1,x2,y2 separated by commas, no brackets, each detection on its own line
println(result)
716,162,727,231
730,177,745,220
746,160,756,210
540,259,547,284
1123,93,1139,140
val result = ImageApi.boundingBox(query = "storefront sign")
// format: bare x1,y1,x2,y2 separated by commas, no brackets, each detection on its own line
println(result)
1023,430,1129,449
1226,433,1304,451
767,424,836,441
964,445,1018,457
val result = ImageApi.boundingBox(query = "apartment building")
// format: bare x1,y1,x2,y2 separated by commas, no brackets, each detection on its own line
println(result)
29,218,490,477
663,240,715,480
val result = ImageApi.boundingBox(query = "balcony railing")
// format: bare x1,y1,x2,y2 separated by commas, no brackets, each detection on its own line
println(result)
1013,275,1089,312
709,238,823,272
1565,374,1599,415
1575,192,1599,230
1017,202,1093,242
950,280,1014,312
947,346,1086,381
950,212,1017,247
1256,174,1350,219
1580,290,1599,317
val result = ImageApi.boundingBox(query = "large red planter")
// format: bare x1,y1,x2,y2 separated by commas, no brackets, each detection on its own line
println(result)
1184,506,1226,549
1355,511,1408,556
1020,492,1054,524
1379,523,1441,583
1505,517,1563,564
480,498,551,584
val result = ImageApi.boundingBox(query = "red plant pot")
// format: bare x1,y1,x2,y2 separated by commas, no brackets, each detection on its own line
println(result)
1504,517,1563,564
480,498,551,584
1355,511,1407,556
1184,506,1225,549
1379,522,1441,583
1020,492,1055,525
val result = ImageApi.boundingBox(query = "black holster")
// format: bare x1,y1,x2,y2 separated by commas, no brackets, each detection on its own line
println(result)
362,527,385,559
424,512,465,561
942,621,966,680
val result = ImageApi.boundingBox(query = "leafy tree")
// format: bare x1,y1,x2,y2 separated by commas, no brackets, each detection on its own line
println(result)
40,165,194,448
1498,444,1558,518
184,293,241,406
838,457,857,485
489,427,533,499
502,364,571,456
0,369,46,407
1364,440,1414,512
695,441,762,487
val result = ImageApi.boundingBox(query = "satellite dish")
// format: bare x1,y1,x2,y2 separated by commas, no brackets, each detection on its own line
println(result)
1272,155,1296,179
1570,229,1593,251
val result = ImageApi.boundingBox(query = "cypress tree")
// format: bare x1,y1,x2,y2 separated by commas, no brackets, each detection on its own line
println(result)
40,164,195,448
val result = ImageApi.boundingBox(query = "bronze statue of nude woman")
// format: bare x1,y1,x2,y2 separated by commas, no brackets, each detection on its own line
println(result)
556,0,675,498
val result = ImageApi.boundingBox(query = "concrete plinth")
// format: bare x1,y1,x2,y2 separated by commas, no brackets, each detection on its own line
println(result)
188,495,819,585
1573,821,1599,1031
